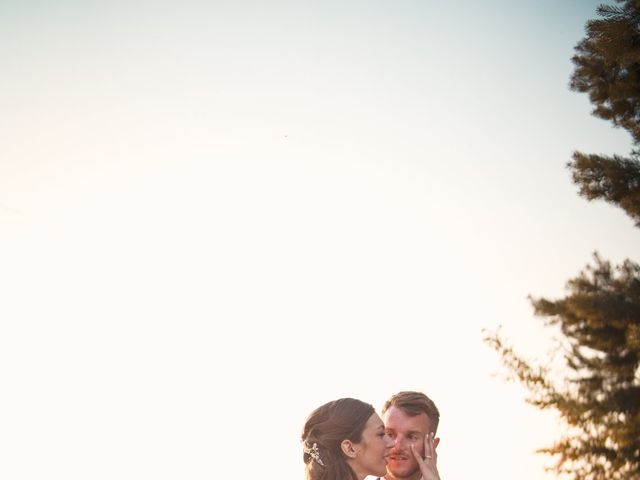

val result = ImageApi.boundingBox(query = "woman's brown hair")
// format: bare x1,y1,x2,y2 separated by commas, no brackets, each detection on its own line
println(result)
301,398,374,480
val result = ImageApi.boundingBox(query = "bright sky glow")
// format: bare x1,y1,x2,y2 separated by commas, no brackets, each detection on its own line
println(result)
2,1,639,479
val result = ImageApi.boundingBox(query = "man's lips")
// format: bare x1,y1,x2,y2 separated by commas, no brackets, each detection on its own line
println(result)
388,454,410,461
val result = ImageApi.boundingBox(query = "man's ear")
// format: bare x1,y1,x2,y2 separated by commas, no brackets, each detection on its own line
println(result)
434,437,440,449
341,439,358,458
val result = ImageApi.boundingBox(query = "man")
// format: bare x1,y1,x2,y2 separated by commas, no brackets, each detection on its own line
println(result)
380,391,441,480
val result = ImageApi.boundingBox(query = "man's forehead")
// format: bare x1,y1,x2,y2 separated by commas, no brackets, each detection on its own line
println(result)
383,406,432,431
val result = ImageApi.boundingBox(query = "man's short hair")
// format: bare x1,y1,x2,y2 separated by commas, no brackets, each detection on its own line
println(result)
382,391,440,433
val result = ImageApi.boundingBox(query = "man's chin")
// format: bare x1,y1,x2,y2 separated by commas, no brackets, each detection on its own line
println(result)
387,464,418,478
386,463,419,480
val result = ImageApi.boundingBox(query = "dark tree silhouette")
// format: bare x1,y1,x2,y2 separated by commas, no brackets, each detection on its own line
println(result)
486,2,640,479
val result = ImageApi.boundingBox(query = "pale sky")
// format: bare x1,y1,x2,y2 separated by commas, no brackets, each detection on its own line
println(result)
2,1,639,479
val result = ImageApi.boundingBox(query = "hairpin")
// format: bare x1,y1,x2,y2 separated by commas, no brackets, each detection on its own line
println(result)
303,441,325,466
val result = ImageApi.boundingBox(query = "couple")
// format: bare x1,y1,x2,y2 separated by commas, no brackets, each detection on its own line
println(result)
301,391,441,480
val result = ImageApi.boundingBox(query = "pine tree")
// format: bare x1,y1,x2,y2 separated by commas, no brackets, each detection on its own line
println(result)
570,0,640,224
486,2,640,479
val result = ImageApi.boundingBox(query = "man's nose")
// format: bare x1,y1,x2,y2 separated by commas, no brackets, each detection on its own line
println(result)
392,435,407,449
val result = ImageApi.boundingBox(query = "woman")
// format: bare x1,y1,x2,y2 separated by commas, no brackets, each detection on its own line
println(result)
301,398,394,480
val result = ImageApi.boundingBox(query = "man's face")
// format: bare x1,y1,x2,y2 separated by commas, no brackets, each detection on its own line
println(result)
383,406,434,480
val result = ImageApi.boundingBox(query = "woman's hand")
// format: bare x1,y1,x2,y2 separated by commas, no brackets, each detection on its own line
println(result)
409,432,440,480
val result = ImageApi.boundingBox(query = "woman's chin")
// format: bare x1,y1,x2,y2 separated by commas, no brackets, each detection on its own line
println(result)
374,464,388,477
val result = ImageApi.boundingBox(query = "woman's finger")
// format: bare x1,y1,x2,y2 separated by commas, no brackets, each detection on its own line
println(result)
411,434,440,480
409,444,426,468
424,432,435,462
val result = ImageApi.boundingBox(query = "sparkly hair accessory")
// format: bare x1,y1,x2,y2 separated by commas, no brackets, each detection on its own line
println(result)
303,441,325,466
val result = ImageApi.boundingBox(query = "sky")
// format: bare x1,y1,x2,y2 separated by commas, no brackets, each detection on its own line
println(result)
1,1,639,479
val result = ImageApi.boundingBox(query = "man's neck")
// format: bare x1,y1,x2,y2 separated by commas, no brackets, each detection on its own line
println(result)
384,472,422,480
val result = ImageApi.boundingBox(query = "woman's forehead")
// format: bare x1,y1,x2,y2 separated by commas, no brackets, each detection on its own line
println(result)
365,413,384,429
